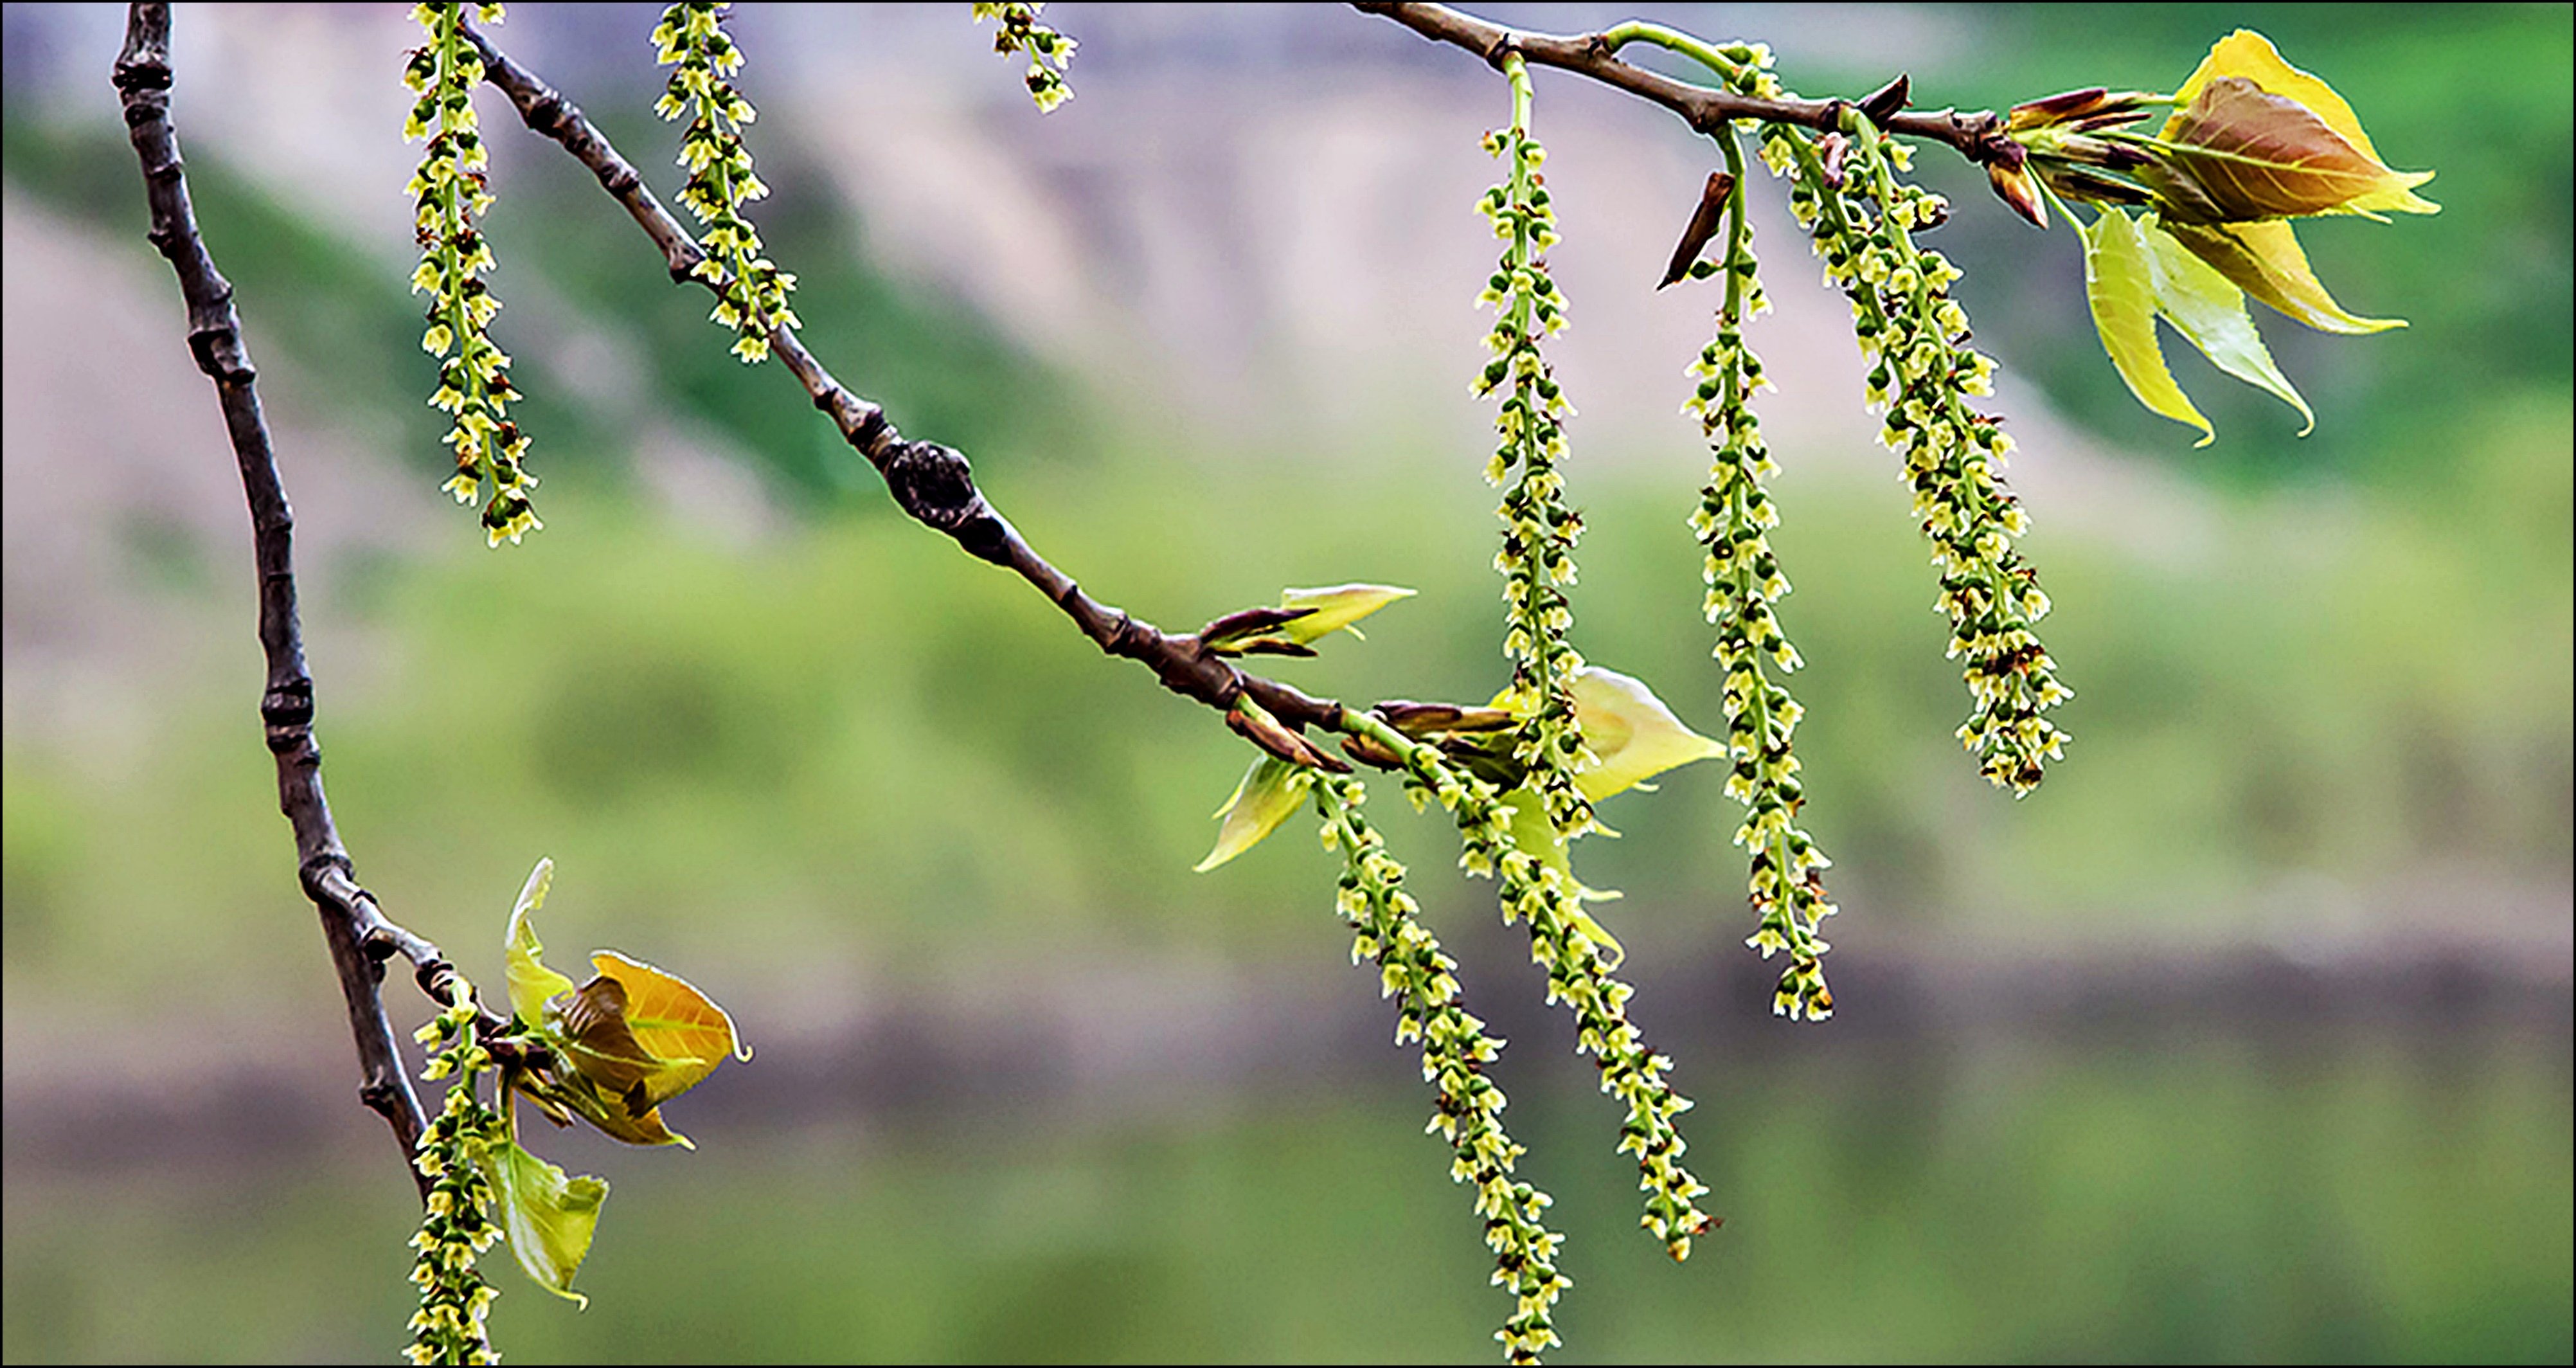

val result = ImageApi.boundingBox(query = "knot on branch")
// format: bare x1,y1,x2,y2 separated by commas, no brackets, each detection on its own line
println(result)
884,440,1010,564
112,62,171,98
261,677,314,730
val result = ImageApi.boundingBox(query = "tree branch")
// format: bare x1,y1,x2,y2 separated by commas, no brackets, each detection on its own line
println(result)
1354,2,2012,163
465,27,1351,771
114,1,496,1197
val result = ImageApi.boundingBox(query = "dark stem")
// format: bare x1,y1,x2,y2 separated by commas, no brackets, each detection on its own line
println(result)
463,27,1351,769
1354,2,2012,163
114,1,493,1198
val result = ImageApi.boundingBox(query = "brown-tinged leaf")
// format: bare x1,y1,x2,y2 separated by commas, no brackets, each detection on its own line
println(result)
2160,77,2436,222
1339,731,1405,769
555,973,657,1097
591,950,749,1108
2161,219,2404,334
1226,696,1350,773
2165,30,2438,217
509,1068,693,1148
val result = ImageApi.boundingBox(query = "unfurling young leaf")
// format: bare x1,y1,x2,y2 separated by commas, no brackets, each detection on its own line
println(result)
487,1140,607,1308
2158,220,2405,335
2156,76,2436,222
1196,755,1316,872
2014,29,2432,440
505,858,577,1027
1203,583,1417,656
496,865,747,1149
2080,207,2213,446
2137,222,2313,434
2163,30,2440,219
1279,584,1415,644
1566,667,1726,803
587,950,750,1106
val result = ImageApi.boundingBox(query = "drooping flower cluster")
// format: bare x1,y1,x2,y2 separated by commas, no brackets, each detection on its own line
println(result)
404,1,537,547
1762,117,2073,795
1681,134,1838,1021
1346,712,1718,1267
970,3,1077,112
1315,777,1568,1365
406,984,505,1366
653,2,799,363
1474,55,1595,842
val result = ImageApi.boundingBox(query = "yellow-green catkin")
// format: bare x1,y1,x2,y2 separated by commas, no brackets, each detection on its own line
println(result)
1318,777,1570,1364
654,2,800,363
1686,122,1839,1022
404,2,537,546
404,986,504,1365
1474,55,1595,843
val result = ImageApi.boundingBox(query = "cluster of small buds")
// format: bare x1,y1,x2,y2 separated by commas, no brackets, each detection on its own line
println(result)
653,2,800,364
970,3,1077,112
1363,720,1719,1263
1717,40,1784,100
1473,56,1595,842
1680,148,1838,1022
404,2,537,548
1316,777,1567,1365
406,987,505,1366
1759,117,2073,795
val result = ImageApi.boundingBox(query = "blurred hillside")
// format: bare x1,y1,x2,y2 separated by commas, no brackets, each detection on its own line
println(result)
3,4,2568,1364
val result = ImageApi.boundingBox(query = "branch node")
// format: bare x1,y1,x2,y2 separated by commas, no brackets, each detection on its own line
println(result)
299,851,356,906
884,440,1010,564
260,677,314,730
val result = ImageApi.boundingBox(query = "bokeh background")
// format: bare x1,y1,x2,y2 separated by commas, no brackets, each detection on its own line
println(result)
4,3,2568,1362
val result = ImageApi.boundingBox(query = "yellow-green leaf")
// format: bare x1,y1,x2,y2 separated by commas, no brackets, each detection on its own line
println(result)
1195,755,1316,872
505,858,576,1028
1569,667,1724,802
1499,786,1627,969
2160,220,2405,334
2158,76,2435,222
2140,220,2314,434
486,1140,607,1307
2167,30,2438,217
591,950,749,1108
1278,584,1415,645
2082,207,2214,446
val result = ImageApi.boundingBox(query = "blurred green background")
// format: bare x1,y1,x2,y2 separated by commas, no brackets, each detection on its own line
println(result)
3,3,2566,1363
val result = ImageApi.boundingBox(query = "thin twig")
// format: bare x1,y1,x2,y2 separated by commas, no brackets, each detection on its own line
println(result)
464,28,1351,770
114,1,493,1197
1354,2,2012,163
